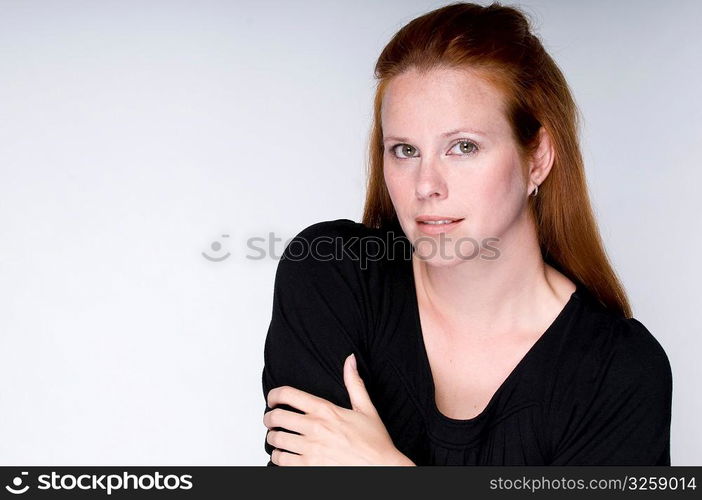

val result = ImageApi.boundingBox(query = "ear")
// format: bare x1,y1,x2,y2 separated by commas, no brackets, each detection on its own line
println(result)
527,127,555,194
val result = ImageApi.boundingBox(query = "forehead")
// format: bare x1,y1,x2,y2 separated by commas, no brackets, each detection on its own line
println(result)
381,67,509,136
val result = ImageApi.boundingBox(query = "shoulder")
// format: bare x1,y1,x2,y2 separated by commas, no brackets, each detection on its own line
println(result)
591,310,671,380
290,218,370,240
609,317,670,367
283,218,377,258
603,316,672,393
555,303,672,399
559,288,670,372
280,218,406,274
545,312,673,465
274,218,386,297
268,220,379,350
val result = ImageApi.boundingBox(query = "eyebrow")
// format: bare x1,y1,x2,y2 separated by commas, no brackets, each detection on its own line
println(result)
382,128,488,144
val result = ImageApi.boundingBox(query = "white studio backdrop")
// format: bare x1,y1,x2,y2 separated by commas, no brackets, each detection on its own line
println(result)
1,0,700,465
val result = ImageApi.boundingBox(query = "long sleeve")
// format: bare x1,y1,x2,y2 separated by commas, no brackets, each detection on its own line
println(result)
261,220,371,466
547,317,673,465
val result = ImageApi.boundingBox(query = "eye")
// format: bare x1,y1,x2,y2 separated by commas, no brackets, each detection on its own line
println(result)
387,139,479,160
389,143,418,160
449,139,478,156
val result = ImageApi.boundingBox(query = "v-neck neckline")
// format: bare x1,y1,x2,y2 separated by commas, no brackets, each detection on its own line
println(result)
406,257,583,430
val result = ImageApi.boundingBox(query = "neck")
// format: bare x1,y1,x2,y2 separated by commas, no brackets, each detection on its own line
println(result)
411,210,566,338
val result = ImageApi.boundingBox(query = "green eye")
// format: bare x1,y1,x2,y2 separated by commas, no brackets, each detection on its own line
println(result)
388,139,479,160
452,140,477,155
390,144,418,159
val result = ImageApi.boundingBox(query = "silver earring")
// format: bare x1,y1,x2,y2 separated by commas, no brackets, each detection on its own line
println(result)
531,184,539,197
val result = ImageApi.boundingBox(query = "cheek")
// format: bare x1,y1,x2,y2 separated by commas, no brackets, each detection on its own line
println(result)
383,165,409,203
470,156,525,226
493,159,524,201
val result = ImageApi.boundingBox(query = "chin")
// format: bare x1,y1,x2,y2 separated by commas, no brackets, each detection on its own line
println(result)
414,252,472,267
412,229,487,264
412,239,464,264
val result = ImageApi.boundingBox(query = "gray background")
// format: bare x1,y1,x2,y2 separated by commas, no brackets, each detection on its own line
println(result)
1,0,699,465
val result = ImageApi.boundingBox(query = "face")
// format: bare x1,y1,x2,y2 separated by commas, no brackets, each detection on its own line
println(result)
381,66,532,265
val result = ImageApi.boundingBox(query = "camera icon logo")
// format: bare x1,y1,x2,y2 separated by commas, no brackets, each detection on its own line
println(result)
5,471,30,494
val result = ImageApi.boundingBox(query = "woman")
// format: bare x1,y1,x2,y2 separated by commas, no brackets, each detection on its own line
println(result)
261,2,672,466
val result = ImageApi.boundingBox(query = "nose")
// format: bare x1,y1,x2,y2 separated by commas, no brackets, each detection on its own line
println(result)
415,158,447,200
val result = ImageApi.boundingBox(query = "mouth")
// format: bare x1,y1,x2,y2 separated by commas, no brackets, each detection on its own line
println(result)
416,217,465,234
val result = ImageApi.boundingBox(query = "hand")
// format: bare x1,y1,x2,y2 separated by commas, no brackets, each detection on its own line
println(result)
263,353,415,466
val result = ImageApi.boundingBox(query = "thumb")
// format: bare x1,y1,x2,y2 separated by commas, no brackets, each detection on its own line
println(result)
343,353,378,416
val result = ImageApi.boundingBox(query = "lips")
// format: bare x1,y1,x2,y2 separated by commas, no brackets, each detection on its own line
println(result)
416,217,464,235
415,215,464,223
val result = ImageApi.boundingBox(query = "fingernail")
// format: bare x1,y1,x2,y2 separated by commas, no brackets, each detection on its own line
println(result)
350,353,357,371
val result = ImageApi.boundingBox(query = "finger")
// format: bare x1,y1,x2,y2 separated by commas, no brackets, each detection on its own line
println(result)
271,447,303,466
266,429,306,456
343,353,378,416
267,385,330,415
263,407,313,435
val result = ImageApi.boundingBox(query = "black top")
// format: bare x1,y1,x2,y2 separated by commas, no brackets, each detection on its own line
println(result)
261,218,673,466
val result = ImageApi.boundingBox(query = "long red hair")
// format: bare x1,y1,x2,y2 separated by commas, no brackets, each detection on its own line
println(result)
361,2,632,318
